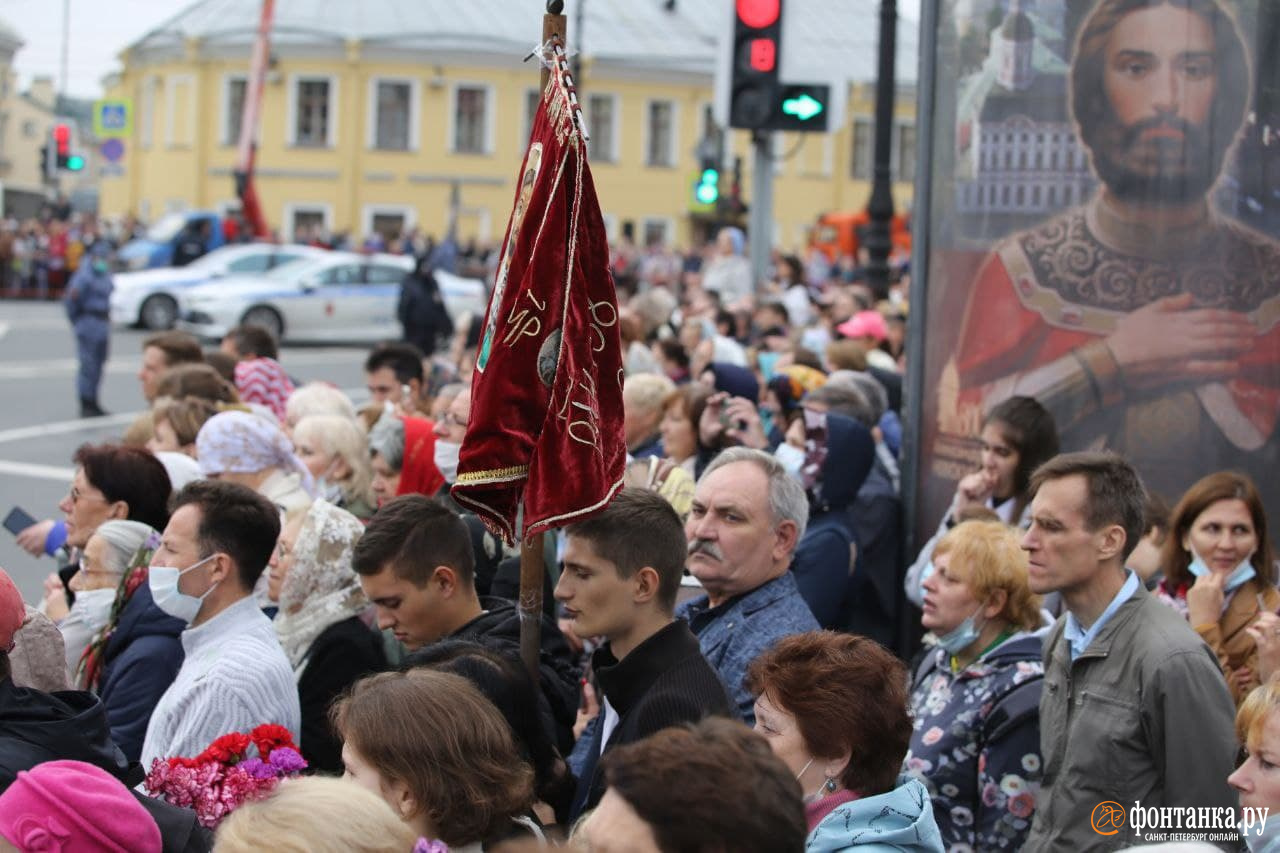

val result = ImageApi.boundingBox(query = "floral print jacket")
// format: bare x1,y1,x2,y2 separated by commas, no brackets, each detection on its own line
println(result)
904,632,1045,852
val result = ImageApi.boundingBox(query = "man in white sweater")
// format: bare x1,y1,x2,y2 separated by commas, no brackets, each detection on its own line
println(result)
140,480,300,767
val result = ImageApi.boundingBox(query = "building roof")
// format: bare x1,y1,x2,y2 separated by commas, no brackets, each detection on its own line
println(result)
127,0,919,84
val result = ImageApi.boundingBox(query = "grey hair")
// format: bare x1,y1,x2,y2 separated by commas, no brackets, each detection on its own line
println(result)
805,383,877,429
367,411,406,471
92,520,157,574
285,382,357,426
701,447,808,540
826,371,888,424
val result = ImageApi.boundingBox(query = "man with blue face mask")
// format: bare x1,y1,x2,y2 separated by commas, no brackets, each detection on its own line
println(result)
139,480,299,768
63,240,114,418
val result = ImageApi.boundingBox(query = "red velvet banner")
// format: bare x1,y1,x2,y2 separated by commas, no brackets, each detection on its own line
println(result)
452,68,625,543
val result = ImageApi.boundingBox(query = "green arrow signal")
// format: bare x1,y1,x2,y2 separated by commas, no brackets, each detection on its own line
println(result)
782,93,824,122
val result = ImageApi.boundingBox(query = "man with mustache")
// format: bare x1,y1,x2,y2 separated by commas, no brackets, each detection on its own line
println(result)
676,448,819,724
947,0,1280,515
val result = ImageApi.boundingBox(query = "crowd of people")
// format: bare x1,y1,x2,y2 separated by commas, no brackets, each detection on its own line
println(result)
0,219,1275,853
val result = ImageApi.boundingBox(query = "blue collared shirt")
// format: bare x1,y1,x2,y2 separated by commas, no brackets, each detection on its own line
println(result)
676,571,819,724
1063,569,1140,660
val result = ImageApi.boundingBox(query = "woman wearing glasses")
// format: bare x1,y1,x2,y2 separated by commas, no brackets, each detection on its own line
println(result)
36,445,172,670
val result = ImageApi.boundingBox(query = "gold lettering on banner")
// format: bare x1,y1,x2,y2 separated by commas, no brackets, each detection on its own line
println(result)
501,290,548,348
554,369,604,453
587,299,617,353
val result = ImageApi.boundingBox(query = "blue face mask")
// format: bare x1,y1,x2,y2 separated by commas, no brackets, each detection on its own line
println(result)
937,605,986,654
1187,551,1256,593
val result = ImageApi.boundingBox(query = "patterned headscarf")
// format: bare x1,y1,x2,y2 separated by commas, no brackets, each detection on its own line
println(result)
196,410,315,495
234,358,295,423
273,499,369,669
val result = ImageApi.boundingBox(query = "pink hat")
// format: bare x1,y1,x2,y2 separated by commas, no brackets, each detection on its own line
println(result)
0,760,162,853
836,310,889,343
0,568,24,652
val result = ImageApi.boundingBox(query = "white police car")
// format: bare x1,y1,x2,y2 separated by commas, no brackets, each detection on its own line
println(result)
176,251,488,343
110,243,329,330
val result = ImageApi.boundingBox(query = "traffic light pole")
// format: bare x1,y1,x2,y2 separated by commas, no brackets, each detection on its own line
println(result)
748,130,774,293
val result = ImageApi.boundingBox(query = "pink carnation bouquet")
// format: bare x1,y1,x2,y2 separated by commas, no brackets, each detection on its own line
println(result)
144,724,307,827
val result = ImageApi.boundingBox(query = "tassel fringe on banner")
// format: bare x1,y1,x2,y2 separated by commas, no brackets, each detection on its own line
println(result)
525,37,591,142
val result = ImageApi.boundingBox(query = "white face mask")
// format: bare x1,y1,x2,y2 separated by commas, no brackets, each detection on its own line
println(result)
434,439,462,484
775,443,806,478
149,553,219,626
66,587,117,635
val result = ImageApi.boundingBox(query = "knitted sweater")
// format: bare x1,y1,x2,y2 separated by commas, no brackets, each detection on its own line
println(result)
140,596,300,767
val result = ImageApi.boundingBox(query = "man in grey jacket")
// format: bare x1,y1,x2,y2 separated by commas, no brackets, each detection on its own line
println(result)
1021,452,1237,851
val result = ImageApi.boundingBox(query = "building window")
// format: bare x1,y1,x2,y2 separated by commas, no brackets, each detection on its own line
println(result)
374,81,412,150
642,218,671,247
21,120,35,139
523,88,540,144
588,94,617,162
289,207,328,241
851,118,872,180
224,78,246,146
371,212,407,242
454,86,489,154
646,100,674,167
294,79,331,147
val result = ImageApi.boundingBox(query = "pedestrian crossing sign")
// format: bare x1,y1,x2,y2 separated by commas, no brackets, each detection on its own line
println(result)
92,100,132,139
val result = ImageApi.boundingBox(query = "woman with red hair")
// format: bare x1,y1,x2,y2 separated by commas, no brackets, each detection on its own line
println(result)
746,631,943,852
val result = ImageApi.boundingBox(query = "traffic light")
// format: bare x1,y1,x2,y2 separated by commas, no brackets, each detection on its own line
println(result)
52,123,84,172
772,84,831,133
728,0,783,130
694,167,720,205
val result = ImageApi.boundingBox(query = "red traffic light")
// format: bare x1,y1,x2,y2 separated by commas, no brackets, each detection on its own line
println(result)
53,123,71,155
749,38,776,72
736,0,780,28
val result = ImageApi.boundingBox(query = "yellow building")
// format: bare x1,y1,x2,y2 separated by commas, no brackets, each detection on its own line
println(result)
99,0,917,252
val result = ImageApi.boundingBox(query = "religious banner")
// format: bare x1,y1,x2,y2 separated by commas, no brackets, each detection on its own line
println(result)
453,51,625,543
910,0,1280,539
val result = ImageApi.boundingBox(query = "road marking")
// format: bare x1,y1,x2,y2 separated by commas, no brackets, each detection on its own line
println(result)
0,322,9,339
0,412,141,445
0,459,76,481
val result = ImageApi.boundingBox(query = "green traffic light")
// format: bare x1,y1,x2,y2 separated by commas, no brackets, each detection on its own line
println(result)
66,155,85,171
781,93,825,121
696,183,719,204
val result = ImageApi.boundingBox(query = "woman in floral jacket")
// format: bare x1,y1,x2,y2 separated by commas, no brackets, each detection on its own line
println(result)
904,520,1046,851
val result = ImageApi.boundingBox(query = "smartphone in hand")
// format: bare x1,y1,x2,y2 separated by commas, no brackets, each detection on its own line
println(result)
4,506,37,537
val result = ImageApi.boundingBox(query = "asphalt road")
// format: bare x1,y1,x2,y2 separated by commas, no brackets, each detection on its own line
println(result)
0,300,371,602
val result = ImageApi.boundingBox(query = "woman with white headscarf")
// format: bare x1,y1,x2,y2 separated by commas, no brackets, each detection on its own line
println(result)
267,499,385,774
195,409,315,520
71,519,185,763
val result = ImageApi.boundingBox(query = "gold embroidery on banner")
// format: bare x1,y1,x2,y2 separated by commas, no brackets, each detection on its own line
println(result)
455,464,529,485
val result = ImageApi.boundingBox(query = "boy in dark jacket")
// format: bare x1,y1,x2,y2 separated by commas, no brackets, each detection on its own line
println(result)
557,489,733,820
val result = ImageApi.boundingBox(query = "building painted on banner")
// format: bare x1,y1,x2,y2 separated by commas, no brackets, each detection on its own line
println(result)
96,0,919,251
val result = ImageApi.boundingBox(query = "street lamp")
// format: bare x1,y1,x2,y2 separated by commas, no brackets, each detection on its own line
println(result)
864,0,897,299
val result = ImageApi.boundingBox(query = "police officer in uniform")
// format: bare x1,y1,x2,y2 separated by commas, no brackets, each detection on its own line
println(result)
64,241,114,417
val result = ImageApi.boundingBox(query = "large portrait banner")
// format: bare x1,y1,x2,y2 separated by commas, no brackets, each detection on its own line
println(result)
911,0,1280,539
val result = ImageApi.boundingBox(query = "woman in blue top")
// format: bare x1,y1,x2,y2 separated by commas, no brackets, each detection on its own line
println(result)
905,520,1046,851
